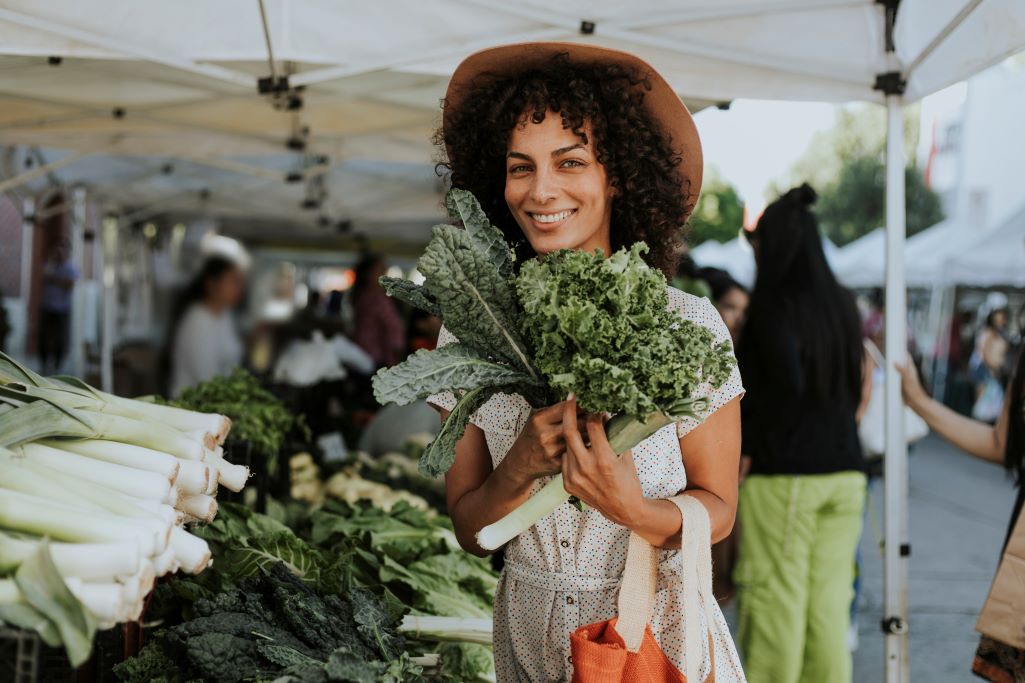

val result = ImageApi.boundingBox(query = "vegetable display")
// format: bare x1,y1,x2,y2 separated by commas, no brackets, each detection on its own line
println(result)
120,495,498,682
0,353,247,666
373,190,735,550
172,368,306,473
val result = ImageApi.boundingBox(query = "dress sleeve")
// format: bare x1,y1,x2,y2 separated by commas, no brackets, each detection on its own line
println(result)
676,297,745,439
425,326,506,433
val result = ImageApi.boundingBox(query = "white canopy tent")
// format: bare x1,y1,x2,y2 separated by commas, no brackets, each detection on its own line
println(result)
944,203,1025,287
691,233,840,290
2,2,1025,679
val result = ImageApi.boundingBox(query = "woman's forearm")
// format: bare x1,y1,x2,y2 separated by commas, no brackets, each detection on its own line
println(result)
448,459,540,557
908,393,1004,464
626,490,734,549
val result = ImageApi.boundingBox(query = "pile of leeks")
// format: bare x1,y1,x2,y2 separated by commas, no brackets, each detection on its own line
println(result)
0,352,247,665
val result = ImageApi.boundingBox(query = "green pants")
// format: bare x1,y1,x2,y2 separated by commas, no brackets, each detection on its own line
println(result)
735,471,867,683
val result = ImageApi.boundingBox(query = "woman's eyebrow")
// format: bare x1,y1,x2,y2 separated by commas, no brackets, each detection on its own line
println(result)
507,151,532,160
552,144,585,157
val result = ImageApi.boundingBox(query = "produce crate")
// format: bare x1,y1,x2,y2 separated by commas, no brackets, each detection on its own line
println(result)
0,623,141,683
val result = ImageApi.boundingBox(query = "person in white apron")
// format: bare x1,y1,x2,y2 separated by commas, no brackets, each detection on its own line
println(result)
429,43,746,682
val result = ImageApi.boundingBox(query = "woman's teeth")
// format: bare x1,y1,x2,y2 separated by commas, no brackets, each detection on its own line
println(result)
531,210,574,224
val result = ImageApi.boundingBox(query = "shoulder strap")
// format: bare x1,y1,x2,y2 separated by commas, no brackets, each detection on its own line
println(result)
614,495,715,682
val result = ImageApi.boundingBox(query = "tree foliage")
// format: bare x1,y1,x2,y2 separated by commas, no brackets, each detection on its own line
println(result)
686,168,745,246
780,105,944,246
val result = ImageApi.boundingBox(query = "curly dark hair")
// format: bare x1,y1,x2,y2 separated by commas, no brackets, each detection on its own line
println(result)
434,54,692,277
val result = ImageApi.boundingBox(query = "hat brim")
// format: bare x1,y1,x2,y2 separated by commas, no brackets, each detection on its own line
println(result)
443,42,702,218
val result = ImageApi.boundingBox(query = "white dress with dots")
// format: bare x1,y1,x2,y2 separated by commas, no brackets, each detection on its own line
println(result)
429,288,746,683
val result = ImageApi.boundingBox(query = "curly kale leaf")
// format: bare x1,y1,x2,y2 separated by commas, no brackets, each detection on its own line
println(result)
372,343,534,407
517,243,736,422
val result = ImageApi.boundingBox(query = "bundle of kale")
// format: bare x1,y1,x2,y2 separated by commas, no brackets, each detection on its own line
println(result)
373,190,735,479
114,563,419,683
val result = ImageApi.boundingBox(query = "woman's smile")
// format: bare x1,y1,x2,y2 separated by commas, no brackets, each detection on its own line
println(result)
527,208,577,230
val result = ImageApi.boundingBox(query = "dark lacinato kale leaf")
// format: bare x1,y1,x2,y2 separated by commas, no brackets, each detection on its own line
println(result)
350,587,404,660
184,632,263,682
445,188,514,279
379,277,441,317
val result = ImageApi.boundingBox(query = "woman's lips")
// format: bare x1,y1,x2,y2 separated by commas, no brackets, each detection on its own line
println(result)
527,208,577,231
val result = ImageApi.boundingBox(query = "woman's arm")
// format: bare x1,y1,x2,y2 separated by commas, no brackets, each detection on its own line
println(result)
896,361,1009,465
440,401,576,556
560,396,741,549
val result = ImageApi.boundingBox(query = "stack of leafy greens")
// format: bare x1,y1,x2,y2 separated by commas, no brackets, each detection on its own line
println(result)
172,368,307,474
0,353,247,666
373,190,736,550
118,498,497,682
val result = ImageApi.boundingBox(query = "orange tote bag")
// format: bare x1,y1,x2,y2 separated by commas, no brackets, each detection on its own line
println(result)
570,495,717,683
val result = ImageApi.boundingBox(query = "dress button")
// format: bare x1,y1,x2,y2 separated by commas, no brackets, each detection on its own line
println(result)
566,595,574,605
560,540,570,548
567,655,573,664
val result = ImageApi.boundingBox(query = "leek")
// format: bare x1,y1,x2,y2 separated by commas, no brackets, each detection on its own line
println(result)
0,532,140,580
18,442,173,502
49,438,180,482
476,411,675,551
399,615,494,646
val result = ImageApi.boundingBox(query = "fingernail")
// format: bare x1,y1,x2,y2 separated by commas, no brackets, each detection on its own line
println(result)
567,392,575,401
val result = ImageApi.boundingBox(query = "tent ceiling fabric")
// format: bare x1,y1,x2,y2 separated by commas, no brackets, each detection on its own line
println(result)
0,0,1022,244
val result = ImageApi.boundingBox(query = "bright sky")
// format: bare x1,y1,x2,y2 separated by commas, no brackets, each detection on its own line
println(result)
693,99,841,214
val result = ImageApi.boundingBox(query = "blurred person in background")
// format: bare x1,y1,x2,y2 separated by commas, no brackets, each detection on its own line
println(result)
350,253,404,368
735,184,869,683
167,255,246,397
38,240,79,374
408,308,443,353
971,293,1010,423
898,341,1025,681
698,266,749,345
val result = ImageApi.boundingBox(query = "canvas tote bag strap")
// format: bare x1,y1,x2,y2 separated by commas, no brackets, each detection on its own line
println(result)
614,495,716,682
864,338,886,369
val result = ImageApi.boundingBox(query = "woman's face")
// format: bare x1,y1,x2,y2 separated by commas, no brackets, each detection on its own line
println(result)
207,267,245,311
716,286,749,343
504,111,615,257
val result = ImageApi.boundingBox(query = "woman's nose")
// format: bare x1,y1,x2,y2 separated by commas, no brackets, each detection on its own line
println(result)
530,167,558,205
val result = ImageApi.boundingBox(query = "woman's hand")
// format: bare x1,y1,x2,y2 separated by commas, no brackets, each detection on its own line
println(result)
504,400,585,484
895,358,929,410
560,395,645,527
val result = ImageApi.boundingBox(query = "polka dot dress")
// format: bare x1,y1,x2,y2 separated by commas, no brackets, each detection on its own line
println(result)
429,288,747,683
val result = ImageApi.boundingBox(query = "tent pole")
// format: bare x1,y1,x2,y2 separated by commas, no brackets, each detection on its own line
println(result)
883,90,910,683
100,216,118,393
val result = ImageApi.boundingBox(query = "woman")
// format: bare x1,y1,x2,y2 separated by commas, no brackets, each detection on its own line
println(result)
168,256,245,397
734,185,867,683
699,267,749,345
971,296,1010,422
898,348,1025,681
350,253,405,369
428,43,746,682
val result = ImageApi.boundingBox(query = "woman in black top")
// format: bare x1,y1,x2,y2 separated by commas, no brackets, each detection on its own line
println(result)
898,343,1025,681
733,185,869,683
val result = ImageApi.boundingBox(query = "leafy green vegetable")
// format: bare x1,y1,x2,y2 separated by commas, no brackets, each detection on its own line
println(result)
380,277,441,317
446,189,514,280
173,369,307,468
517,242,735,420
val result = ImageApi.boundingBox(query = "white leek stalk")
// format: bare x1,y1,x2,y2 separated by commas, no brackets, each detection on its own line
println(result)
176,459,213,496
151,545,179,577
66,578,126,624
477,412,673,551
0,532,141,580
19,443,173,502
49,439,180,482
206,451,250,492
97,393,230,445
0,489,166,557
169,527,211,574
399,615,494,646
178,494,217,522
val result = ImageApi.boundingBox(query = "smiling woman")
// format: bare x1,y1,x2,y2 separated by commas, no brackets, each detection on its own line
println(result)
430,43,745,683
436,45,700,277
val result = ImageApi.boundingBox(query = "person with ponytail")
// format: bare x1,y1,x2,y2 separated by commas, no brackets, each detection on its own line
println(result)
734,184,870,683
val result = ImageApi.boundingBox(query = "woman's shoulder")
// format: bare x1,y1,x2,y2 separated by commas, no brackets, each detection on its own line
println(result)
665,286,726,336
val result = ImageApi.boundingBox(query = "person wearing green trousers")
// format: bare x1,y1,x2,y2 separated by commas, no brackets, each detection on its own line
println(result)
734,185,871,683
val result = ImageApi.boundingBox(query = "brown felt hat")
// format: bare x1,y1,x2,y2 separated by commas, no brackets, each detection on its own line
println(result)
444,42,703,216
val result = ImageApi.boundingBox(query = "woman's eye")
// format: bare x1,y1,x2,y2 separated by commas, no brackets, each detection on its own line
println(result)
561,159,584,168
509,164,531,174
